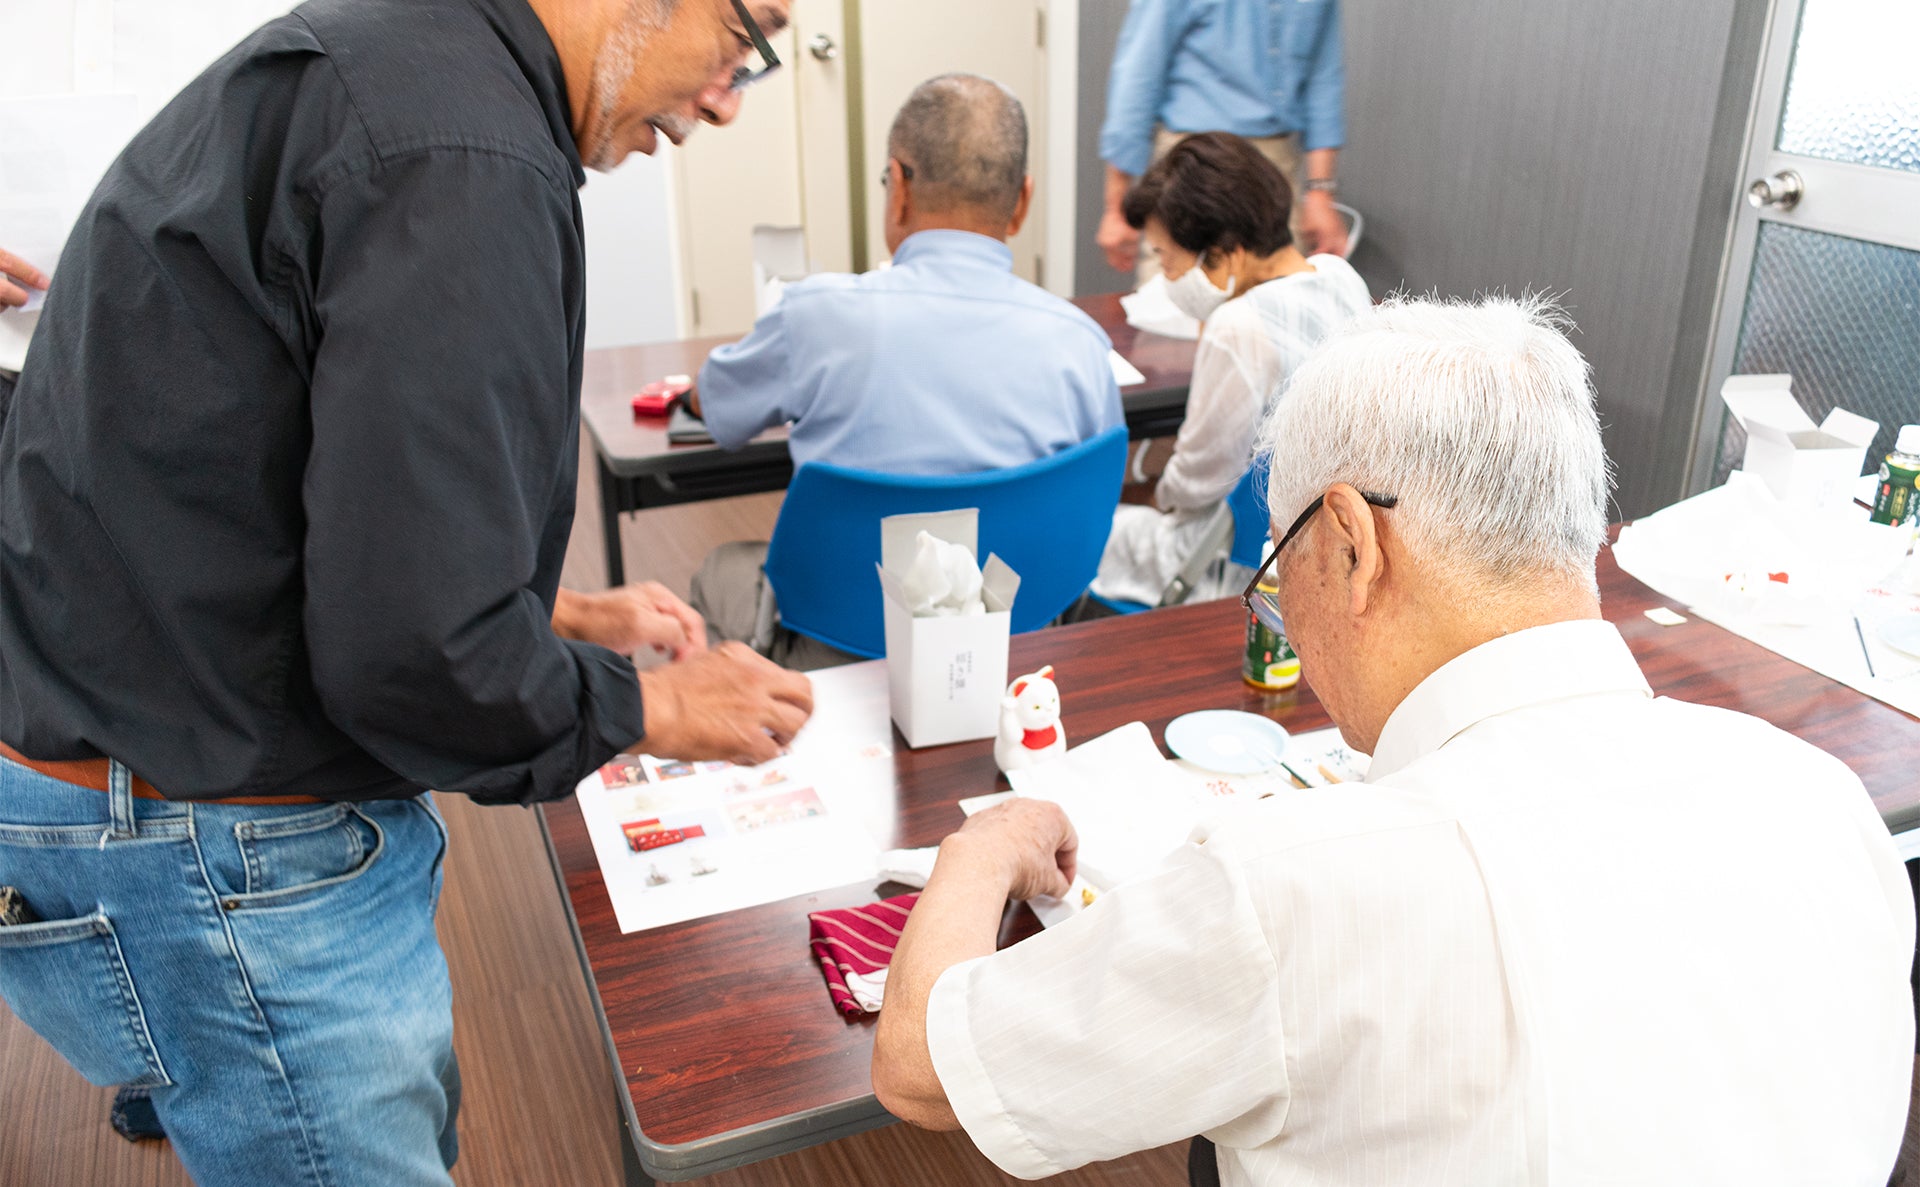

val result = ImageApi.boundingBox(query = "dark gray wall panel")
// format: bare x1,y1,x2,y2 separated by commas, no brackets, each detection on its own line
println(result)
1340,0,1760,517
1077,0,1134,296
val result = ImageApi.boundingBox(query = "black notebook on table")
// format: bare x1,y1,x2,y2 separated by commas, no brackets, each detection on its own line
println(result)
666,405,713,445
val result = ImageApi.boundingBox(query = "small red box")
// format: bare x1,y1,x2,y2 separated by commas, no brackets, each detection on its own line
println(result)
632,375,692,418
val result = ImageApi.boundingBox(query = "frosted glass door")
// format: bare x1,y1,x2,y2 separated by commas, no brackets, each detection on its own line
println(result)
1688,0,1920,492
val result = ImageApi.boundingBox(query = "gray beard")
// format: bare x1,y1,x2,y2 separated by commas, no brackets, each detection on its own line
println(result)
583,1,666,171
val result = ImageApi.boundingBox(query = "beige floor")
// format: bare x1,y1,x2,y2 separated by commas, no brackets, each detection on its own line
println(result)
0,440,1189,1186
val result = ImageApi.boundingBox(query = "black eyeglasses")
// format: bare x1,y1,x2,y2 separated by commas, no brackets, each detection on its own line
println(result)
728,0,781,91
1240,489,1398,633
879,161,915,188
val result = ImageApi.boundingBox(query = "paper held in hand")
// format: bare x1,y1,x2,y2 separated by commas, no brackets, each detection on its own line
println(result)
876,511,1020,749
964,722,1369,928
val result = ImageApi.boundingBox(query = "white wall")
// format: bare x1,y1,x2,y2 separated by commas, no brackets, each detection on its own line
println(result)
579,152,685,348
0,0,682,350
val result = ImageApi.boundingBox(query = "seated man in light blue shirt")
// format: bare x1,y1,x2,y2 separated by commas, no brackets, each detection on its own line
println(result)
692,74,1121,472
1096,0,1348,275
688,73,1123,668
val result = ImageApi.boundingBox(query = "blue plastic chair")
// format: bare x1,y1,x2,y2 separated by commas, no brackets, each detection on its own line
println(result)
1095,455,1273,615
1225,455,1273,570
762,426,1130,658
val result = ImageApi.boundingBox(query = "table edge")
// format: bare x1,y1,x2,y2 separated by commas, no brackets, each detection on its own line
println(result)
536,804,896,1180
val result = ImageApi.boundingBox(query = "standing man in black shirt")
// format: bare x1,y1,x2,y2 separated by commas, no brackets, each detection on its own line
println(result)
0,0,802,1182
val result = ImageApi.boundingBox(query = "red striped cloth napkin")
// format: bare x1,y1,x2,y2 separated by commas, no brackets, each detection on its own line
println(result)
808,893,918,1017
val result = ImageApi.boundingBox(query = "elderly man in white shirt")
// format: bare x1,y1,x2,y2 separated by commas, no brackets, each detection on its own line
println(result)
871,295,1915,1185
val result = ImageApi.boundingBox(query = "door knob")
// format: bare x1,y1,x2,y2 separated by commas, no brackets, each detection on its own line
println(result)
808,34,838,61
1747,170,1803,211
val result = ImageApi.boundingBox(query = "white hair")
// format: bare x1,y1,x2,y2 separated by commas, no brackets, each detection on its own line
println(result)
1260,293,1612,592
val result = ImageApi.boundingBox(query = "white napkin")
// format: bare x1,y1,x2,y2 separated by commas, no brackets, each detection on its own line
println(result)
841,967,889,1012
1119,275,1201,340
876,846,939,889
900,530,985,617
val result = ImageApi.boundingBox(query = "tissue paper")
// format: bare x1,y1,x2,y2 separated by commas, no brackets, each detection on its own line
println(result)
901,531,985,617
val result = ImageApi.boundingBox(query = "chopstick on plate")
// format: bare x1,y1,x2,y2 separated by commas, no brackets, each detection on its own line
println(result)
1855,616,1877,679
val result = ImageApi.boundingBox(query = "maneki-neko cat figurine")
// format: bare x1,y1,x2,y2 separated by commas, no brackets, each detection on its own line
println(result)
994,665,1066,774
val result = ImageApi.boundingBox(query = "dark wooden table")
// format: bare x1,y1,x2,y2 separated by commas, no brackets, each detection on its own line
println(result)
539,538,1920,1181
580,292,1197,584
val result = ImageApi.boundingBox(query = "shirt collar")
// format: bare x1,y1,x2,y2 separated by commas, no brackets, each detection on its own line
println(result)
891,230,1015,271
463,0,587,187
1366,619,1653,782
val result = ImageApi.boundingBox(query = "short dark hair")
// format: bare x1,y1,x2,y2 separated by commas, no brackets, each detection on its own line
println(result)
888,74,1028,223
1122,132,1293,257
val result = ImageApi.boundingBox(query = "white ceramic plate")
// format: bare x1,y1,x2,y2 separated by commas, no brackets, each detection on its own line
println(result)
1163,710,1290,775
1878,614,1920,659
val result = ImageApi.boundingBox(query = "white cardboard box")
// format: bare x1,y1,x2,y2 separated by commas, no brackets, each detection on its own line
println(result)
875,510,1021,748
1722,374,1879,508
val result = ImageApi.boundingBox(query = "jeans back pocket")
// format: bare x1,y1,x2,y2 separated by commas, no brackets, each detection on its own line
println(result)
0,911,170,1087
229,804,384,908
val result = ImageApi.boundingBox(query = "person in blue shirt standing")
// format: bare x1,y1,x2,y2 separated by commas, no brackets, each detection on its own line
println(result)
1096,0,1348,278
688,73,1124,669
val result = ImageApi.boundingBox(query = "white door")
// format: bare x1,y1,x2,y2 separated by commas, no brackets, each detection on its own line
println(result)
674,1,1051,336
1685,0,1920,491
672,22,807,338
854,0,1051,283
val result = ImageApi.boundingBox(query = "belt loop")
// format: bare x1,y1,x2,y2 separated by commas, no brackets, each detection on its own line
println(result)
107,759,137,840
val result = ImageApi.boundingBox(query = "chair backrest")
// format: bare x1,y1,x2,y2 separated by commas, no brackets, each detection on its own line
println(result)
764,426,1131,657
1225,456,1273,571
1333,202,1364,259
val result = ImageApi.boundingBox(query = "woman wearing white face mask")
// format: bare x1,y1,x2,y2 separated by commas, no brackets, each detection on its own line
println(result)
1089,132,1372,607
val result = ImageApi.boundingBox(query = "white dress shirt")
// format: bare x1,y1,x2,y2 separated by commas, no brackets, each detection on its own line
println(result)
926,620,1913,1184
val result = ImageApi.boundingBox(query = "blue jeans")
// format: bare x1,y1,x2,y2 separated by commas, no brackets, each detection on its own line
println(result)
0,756,459,1186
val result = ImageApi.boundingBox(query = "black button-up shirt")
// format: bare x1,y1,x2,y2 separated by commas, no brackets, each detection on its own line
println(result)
0,0,647,804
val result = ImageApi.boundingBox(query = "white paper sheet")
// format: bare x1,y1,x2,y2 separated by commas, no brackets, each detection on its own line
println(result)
947,724,1370,928
1612,474,1920,718
574,660,898,934
1107,349,1146,388
0,92,139,370
996,722,1368,926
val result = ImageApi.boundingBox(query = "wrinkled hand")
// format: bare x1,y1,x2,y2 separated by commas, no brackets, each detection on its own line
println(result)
556,583,707,659
637,642,813,765
1296,191,1348,258
0,248,49,311
1096,210,1140,275
945,798,1078,902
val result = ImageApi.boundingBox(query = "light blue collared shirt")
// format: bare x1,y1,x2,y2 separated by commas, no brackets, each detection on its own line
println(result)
1100,0,1345,178
698,230,1123,474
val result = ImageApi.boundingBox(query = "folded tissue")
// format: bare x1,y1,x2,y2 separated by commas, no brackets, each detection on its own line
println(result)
901,531,985,617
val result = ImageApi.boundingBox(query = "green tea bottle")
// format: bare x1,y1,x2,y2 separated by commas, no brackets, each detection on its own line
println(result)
1869,425,1920,527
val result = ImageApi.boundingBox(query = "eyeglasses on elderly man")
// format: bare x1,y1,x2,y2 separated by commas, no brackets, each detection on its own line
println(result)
1240,487,1398,634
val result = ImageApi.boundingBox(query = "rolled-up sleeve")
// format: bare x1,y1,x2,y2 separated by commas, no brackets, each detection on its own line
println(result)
698,303,798,451
302,149,644,805
1300,0,1345,151
1099,0,1184,177
924,839,1291,1178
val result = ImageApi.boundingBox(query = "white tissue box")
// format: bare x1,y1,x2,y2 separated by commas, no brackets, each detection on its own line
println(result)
875,509,1021,748
1721,375,1879,509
